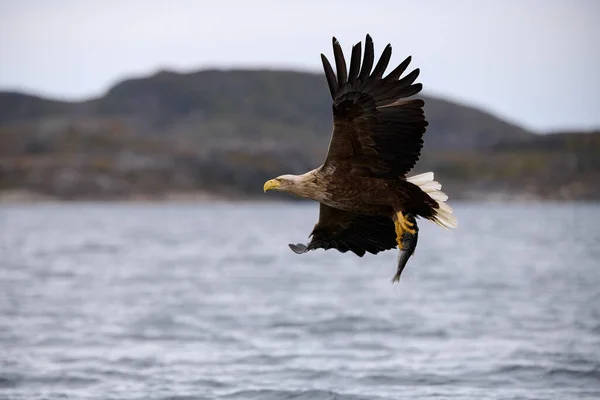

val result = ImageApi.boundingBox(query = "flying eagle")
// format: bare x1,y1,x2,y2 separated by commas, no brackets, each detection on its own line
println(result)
263,34,457,282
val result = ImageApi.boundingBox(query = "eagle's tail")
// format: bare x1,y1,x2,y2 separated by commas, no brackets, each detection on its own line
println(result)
407,172,457,230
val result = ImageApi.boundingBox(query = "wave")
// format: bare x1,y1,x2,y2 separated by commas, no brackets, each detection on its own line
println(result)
219,389,386,400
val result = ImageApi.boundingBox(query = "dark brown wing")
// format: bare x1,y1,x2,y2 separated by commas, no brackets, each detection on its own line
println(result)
288,203,397,257
320,34,428,179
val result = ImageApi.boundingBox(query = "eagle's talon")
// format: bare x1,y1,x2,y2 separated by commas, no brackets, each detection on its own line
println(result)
399,217,416,235
393,218,403,249
402,226,417,235
394,211,417,245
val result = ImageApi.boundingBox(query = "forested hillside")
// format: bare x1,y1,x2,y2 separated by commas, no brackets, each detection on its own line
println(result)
1,69,598,201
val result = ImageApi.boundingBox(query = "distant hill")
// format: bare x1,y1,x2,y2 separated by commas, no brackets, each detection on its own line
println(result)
0,69,598,201
0,69,533,149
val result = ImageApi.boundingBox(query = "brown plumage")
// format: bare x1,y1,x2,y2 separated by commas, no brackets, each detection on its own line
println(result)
263,34,457,282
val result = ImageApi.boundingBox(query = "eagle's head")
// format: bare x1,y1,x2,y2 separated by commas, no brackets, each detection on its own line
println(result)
263,174,302,193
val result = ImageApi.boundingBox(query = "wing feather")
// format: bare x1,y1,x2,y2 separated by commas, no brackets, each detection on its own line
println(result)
383,55,412,82
320,34,428,179
347,42,362,84
371,69,420,100
371,44,392,79
289,204,397,257
332,38,347,90
320,54,337,98
358,35,374,82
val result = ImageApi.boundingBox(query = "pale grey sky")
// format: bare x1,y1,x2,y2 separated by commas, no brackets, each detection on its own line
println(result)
1,0,598,132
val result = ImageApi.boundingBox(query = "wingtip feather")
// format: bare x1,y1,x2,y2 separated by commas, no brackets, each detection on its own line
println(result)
372,43,392,79
348,42,362,83
332,36,347,89
321,53,337,98
359,34,375,81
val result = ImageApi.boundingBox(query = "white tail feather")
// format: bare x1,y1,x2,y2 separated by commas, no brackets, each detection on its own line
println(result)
407,172,457,229
406,172,434,186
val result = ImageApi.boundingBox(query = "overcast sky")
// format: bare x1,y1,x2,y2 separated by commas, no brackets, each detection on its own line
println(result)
1,0,598,132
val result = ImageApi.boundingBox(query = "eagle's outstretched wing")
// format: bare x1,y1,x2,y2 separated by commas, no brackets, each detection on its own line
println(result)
289,203,397,257
321,34,428,179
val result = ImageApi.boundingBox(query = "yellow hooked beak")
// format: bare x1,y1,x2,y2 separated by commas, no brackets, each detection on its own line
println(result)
263,179,280,193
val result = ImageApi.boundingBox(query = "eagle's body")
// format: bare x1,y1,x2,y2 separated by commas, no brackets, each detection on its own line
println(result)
287,167,434,217
264,34,457,282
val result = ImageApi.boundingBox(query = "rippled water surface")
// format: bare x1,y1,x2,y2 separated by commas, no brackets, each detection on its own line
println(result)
1,202,600,400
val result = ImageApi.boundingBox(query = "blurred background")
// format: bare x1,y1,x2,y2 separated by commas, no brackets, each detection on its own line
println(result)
1,0,599,201
1,1,599,399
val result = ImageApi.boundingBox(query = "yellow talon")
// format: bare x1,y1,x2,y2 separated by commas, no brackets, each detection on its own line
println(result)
394,211,415,249
400,217,416,235
394,219,404,249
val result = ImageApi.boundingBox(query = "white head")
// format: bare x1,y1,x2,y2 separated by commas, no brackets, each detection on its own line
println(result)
263,174,303,194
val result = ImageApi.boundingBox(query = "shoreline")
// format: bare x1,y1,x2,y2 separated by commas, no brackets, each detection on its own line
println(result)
0,189,597,206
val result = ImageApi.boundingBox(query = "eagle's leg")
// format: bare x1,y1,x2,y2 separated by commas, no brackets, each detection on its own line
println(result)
393,211,417,249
